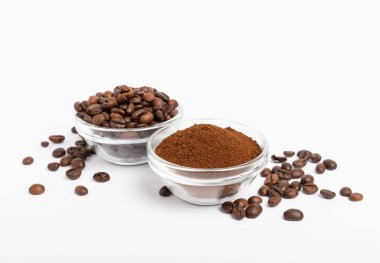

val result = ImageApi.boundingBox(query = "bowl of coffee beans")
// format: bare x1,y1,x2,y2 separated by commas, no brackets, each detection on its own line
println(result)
74,85,183,165
147,119,268,205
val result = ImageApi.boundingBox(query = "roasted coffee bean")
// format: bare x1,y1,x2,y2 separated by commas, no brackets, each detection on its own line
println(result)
272,166,281,173
155,91,169,102
349,193,363,202
290,168,304,179
283,151,295,157
248,196,263,205
310,153,322,163
74,101,83,112
71,126,77,134
74,185,88,196
232,206,246,220
234,198,248,208
154,110,164,122
131,109,146,121
29,184,45,195
264,173,279,187
293,159,307,168
283,209,304,221
66,168,82,180
320,189,336,199
283,188,299,199
60,155,73,167
271,154,287,163
159,186,172,197
275,169,292,180
47,162,60,171
323,159,337,170
268,195,282,207
92,114,106,126
52,148,66,158
340,187,352,197
142,92,155,102
258,185,270,196
290,181,301,191
75,140,87,146
268,186,283,197
281,162,292,171
109,117,126,128
41,141,49,147
73,151,87,160
86,104,102,115
67,147,80,155
22,156,34,165
260,168,272,177
301,175,314,185
303,183,318,194
139,112,154,124
71,158,86,169
316,163,326,174
93,172,110,182
245,204,263,218
49,135,65,143
278,180,290,192
297,150,312,160
221,201,235,213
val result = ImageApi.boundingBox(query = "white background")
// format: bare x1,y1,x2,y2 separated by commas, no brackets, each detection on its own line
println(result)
1,0,380,262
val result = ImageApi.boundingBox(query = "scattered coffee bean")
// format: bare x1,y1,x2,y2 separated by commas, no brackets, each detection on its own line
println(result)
248,196,263,205
260,168,272,177
316,163,326,174
320,189,336,199
29,184,45,195
283,151,295,157
75,185,88,196
271,154,287,163
323,159,337,170
268,186,283,197
303,183,319,194
245,204,263,218
340,187,352,197
297,150,312,160
281,162,292,171
60,155,73,167
349,193,363,202
278,180,290,192
258,185,270,196
272,166,281,173
268,195,282,207
310,153,322,163
71,126,77,134
232,206,246,220
41,141,49,147
283,188,299,199
93,172,110,182
47,162,60,171
66,168,82,180
221,201,235,213
234,198,248,208
49,135,65,144
22,156,34,165
301,175,314,185
275,169,292,180
159,186,172,197
290,168,304,179
264,173,279,187
293,159,307,168
290,181,302,191
52,148,66,158
283,209,304,221
71,158,86,169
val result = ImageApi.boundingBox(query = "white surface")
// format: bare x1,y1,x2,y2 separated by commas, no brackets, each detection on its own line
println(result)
1,0,380,262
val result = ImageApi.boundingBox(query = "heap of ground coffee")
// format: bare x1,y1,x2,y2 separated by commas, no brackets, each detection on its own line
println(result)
155,124,262,168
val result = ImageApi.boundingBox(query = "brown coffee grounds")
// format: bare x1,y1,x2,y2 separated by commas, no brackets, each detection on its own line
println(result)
155,124,262,168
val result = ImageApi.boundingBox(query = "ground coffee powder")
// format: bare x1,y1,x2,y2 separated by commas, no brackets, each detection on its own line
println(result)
155,124,262,168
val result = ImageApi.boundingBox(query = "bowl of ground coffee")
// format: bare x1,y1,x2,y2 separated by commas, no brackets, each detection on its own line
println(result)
74,85,183,165
147,119,268,205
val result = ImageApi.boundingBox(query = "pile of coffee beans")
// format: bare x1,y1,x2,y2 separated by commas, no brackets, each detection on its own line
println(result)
221,196,263,220
74,85,179,128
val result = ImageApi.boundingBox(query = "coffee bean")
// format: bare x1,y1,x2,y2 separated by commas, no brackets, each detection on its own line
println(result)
271,154,287,163
340,187,352,197
320,189,336,199
290,168,304,179
158,186,172,197
323,159,337,170
22,156,34,165
260,168,272,177
281,162,292,171
66,168,82,180
310,153,322,163
139,112,154,124
283,151,295,157
221,201,235,213
52,148,66,158
297,150,312,160
278,180,290,192
67,146,80,156
109,117,126,128
290,181,302,191
264,173,279,187
245,204,263,218
47,162,60,171
232,206,246,220
60,155,73,167
272,166,281,173
248,196,263,205
275,169,292,180
283,209,304,221
293,159,307,168
234,198,248,208
86,104,103,115
73,151,87,160
316,163,326,174
71,126,77,134
93,172,110,182
258,185,270,196
349,193,363,202
75,185,88,196
268,186,283,197
49,135,65,144
29,184,45,195
268,195,282,207
301,175,314,185
75,140,87,146
303,183,318,194
41,141,49,147
283,188,299,199
71,158,85,169
92,114,106,126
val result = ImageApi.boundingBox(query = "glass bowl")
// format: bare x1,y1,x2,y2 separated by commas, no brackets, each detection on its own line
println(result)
75,105,183,165
147,119,268,205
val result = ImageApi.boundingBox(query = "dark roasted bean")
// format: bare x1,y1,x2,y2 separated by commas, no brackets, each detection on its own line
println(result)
271,154,287,163
258,185,270,196
234,198,248,208
41,141,49,147
293,159,307,168
264,173,279,187
71,158,86,169
268,186,283,197
340,187,352,197
22,156,34,165
260,168,272,177
283,151,295,157
268,195,282,207
290,168,304,179
47,162,60,171
248,196,263,205
297,150,312,160
139,112,154,124
232,206,246,220
272,166,281,173
283,188,299,199
301,175,314,185
52,148,66,158
93,172,110,182
303,183,318,194
320,189,336,199
316,163,326,174
92,114,106,126
221,201,235,213
290,181,302,191
71,126,77,134
60,155,73,167
49,135,65,143
29,184,45,195
349,193,363,202
323,159,337,170
245,204,263,218
66,168,82,180
278,180,290,192
310,153,322,163
281,162,292,171
283,209,304,221
159,186,172,197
